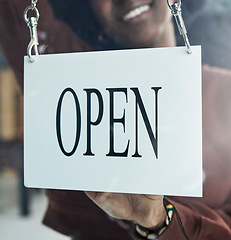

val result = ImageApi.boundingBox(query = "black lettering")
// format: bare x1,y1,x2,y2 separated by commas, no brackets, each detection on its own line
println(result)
130,87,161,159
56,88,81,157
83,89,104,156
106,88,130,157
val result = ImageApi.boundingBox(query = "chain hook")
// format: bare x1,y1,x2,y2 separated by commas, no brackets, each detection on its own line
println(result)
24,0,40,62
167,0,192,54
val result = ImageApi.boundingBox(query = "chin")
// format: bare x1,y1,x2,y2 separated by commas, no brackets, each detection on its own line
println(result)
118,33,160,49
114,25,164,49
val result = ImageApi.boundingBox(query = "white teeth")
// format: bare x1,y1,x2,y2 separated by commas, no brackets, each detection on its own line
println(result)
123,5,150,21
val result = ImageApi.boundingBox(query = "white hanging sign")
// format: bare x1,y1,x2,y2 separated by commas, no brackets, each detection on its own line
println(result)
24,46,202,197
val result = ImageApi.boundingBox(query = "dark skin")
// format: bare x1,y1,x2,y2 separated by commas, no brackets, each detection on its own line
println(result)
85,192,166,229
90,0,176,48
86,0,176,231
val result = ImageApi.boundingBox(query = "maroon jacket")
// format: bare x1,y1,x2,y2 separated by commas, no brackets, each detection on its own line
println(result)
1,1,231,239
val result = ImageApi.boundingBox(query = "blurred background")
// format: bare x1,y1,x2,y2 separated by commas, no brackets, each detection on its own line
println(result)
0,0,231,239
0,53,68,239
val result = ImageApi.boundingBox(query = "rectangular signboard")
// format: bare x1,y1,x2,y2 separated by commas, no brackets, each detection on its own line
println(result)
24,46,202,197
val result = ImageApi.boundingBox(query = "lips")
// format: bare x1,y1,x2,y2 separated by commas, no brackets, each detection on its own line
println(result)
122,2,153,22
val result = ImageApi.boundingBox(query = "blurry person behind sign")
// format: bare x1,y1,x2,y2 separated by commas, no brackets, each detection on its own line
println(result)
0,0,231,239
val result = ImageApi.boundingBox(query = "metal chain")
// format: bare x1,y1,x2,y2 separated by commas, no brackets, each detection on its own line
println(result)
167,0,181,11
31,0,38,8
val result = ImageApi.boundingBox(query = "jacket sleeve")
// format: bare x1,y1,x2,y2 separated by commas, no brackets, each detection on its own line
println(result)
157,197,231,240
0,0,90,91
0,0,28,89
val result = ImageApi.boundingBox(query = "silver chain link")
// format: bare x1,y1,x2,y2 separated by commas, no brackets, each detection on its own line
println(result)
31,0,38,8
167,0,181,11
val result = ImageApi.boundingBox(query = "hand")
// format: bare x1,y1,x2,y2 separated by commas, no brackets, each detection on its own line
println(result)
85,192,166,229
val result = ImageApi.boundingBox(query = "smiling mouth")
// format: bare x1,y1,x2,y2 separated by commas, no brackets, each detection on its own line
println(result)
123,3,152,21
